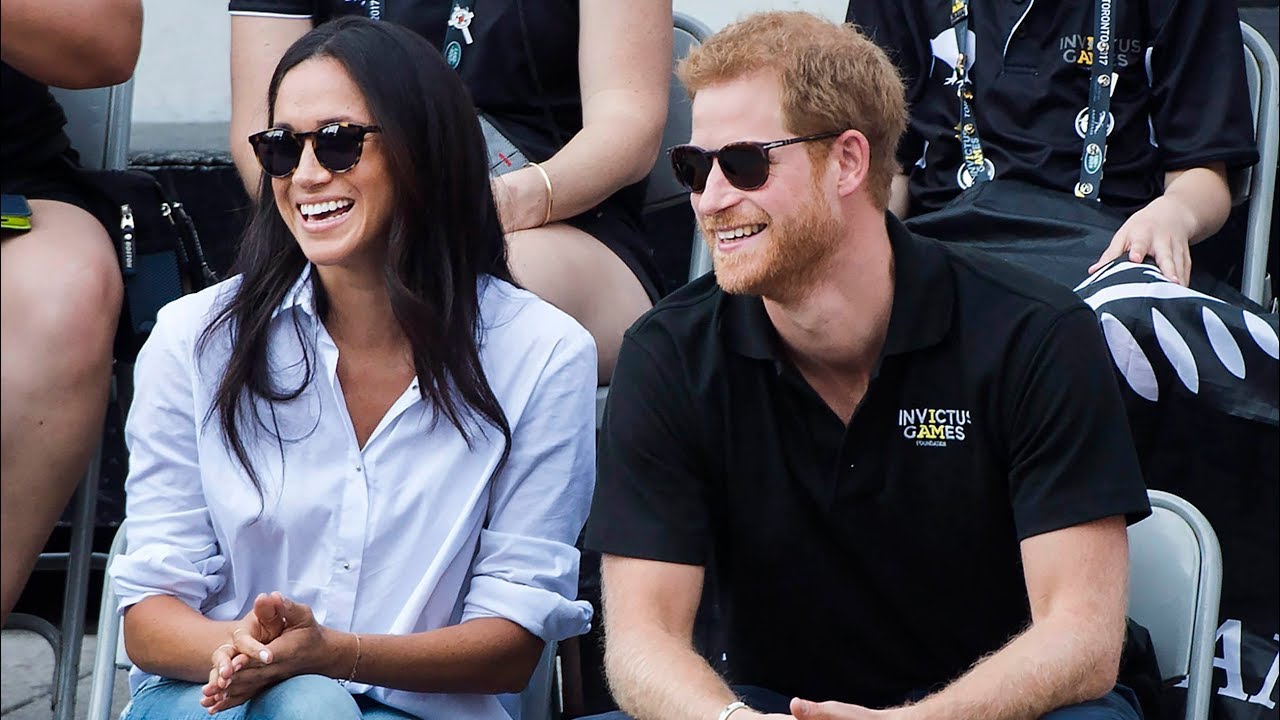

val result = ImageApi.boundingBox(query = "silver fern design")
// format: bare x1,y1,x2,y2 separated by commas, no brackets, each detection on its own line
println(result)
1074,261,1279,423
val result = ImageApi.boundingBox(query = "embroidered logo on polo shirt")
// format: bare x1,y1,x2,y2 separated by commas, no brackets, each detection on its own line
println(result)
898,408,972,447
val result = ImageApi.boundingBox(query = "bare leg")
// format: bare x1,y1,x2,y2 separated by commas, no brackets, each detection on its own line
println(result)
506,223,652,385
1,199,121,624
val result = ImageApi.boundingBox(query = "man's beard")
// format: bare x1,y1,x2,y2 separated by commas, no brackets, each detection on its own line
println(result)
702,190,841,300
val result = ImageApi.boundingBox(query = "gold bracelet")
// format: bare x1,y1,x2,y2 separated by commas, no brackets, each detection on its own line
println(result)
528,161,554,227
338,633,361,685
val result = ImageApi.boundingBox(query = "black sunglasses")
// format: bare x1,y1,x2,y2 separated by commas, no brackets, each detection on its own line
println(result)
669,131,845,193
248,122,382,178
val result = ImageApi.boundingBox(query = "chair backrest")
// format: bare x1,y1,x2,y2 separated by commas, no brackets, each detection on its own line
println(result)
48,80,134,171
1126,490,1223,720
1237,22,1278,306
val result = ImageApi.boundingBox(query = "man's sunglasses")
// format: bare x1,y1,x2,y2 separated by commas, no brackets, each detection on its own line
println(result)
668,130,845,193
248,122,382,178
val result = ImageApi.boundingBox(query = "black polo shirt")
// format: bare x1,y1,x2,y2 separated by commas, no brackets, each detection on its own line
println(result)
586,215,1151,708
845,0,1259,216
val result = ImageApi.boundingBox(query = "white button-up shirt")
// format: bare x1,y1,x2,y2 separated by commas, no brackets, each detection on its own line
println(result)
110,268,597,719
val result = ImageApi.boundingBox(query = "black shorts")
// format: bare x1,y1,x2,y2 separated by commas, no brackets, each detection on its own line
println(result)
2,156,97,216
565,203,663,304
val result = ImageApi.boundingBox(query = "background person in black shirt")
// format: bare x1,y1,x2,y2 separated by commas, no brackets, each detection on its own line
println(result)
845,0,1258,288
0,0,141,626
584,12,1151,720
227,0,671,384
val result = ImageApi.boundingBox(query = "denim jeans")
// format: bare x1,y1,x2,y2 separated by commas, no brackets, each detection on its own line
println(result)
581,684,1143,719
121,674,418,720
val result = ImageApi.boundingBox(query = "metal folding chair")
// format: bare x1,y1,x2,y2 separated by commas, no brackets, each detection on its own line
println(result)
1126,490,1224,720
1237,21,1278,308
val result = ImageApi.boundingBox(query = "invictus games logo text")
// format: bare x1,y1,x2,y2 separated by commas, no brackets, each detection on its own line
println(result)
899,408,972,447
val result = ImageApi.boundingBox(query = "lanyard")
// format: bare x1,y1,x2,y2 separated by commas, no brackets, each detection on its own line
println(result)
949,0,991,187
444,2,477,69
1074,0,1115,200
948,0,1114,198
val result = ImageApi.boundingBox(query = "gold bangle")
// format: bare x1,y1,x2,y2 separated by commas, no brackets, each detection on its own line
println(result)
338,632,361,685
528,161,554,227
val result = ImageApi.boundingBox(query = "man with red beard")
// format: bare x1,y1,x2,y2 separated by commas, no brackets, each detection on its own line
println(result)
583,11,1153,720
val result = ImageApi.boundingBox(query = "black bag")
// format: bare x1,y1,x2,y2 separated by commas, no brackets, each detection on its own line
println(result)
79,169,218,360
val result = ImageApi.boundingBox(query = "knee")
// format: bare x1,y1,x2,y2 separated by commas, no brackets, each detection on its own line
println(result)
250,675,361,720
17,242,122,356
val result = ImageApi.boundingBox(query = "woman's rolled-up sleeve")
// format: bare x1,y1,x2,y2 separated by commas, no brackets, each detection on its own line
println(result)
109,299,226,612
461,328,597,642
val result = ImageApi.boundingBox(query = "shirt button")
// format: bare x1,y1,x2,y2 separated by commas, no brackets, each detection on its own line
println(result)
355,466,362,472
342,561,351,570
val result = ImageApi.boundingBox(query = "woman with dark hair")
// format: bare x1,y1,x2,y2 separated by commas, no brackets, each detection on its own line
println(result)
228,0,671,385
110,17,596,719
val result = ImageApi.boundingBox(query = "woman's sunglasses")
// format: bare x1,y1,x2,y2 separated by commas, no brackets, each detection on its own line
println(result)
248,122,382,178
669,130,845,193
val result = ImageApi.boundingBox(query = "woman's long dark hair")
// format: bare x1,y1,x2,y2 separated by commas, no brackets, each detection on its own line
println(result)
200,17,513,494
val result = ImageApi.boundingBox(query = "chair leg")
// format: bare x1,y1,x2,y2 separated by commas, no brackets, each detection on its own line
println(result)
51,443,101,720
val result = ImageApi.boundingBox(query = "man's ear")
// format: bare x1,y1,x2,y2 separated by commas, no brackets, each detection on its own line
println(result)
833,129,871,198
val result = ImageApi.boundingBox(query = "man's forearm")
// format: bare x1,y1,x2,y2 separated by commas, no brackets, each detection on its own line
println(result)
904,614,1123,720
605,629,741,720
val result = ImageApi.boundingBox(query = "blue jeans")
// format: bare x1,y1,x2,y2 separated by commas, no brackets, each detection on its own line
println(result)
122,674,418,720
581,684,1143,719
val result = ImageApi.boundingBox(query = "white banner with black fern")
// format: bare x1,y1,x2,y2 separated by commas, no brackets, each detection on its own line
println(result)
1075,261,1279,426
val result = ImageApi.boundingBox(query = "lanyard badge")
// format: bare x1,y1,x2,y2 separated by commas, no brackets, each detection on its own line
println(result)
1074,0,1116,200
445,4,475,69
949,0,992,189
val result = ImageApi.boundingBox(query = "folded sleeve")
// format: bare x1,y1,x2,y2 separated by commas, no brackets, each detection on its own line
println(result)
109,300,226,613
460,327,597,642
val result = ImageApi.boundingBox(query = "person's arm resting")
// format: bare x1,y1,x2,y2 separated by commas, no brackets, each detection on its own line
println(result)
604,556,786,720
0,0,142,88
113,302,237,682
229,13,312,194
1091,162,1231,285
494,0,671,231
894,517,1130,720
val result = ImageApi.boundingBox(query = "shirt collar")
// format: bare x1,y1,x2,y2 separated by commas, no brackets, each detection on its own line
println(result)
720,213,955,362
271,263,318,320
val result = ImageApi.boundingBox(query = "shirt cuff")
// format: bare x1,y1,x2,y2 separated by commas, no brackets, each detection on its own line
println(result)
109,542,226,612
460,530,593,641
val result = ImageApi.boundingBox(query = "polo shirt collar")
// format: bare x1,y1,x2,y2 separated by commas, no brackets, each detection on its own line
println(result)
720,213,954,361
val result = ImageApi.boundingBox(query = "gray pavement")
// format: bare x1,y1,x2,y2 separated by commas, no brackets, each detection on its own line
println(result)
1,630,130,720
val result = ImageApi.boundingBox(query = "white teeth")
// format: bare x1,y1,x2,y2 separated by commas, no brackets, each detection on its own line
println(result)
715,224,765,242
299,199,353,218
